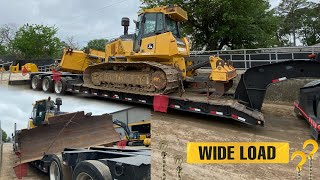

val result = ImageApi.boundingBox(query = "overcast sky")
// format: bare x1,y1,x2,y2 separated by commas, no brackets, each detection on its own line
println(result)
1,0,319,47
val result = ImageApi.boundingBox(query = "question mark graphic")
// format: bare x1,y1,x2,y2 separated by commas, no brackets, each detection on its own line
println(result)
303,139,318,180
303,139,318,159
291,151,307,180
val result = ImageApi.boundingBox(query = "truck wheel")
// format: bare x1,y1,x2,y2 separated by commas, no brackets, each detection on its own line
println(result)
31,75,42,90
42,76,54,93
54,77,67,95
72,160,112,180
49,155,72,180
49,155,63,180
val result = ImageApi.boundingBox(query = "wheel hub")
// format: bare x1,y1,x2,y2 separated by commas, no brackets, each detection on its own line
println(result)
49,161,61,180
76,172,93,180
151,70,167,90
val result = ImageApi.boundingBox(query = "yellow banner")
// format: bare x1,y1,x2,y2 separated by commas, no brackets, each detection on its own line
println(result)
187,142,289,163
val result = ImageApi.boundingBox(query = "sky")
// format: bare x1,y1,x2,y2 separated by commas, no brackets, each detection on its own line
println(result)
0,0,142,47
0,0,319,47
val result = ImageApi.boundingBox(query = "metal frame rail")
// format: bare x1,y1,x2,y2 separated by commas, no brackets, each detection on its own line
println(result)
67,84,264,126
191,46,320,70
38,64,55,72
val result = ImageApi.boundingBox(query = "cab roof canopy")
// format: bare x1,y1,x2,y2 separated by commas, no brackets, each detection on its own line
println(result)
140,5,188,22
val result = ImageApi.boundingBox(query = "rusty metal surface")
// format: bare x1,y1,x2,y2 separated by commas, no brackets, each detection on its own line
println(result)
17,112,120,164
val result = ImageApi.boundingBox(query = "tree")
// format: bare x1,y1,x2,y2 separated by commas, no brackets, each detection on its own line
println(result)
0,44,6,55
276,0,314,46
1,129,7,142
85,39,108,51
298,3,320,45
0,24,17,55
141,0,279,50
62,36,80,49
12,24,63,59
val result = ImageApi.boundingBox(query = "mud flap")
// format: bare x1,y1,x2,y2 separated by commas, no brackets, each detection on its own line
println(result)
153,95,169,113
16,112,120,164
13,163,28,179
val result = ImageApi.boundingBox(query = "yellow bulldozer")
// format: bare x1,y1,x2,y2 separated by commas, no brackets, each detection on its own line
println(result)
83,5,236,96
57,48,105,73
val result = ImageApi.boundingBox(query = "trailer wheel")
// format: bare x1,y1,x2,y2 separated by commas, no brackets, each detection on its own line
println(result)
72,160,112,180
42,76,54,93
31,75,42,90
54,77,67,95
49,155,63,180
49,155,72,180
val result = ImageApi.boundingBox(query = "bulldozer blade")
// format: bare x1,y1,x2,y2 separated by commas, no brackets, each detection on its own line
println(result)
16,111,120,164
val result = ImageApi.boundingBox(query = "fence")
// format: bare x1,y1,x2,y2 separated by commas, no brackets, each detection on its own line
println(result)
191,46,320,70
38,64,55,72
0,61,13,82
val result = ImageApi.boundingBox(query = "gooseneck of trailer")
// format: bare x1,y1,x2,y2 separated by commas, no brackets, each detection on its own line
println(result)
235,60,320,111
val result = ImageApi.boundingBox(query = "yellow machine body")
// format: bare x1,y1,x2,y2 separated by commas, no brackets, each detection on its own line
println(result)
82,5,236,96
209,56,237,81
115,121,151,147
10,63,19,73
27,119,36,129
104,5,235,81
59,48,105,73
22,63,38,72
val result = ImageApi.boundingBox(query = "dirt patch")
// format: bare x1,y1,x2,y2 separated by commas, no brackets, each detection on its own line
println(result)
0,143,48,180
151,103,316,180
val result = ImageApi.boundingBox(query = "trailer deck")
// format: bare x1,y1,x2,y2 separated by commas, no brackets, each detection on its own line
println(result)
11,59,320,129
69,83,264,126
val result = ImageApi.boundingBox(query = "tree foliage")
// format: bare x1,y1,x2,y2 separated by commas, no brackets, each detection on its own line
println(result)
0,24,17,56
85,39,108,51
141,0,279,50
12,24,63,59
276,0,320,46
1,129,8,142
298,3,320,45
62,36,80,49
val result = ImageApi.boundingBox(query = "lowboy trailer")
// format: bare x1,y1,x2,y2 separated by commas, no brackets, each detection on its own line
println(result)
28,60,320,127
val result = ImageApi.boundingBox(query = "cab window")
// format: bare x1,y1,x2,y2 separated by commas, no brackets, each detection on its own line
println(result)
32,107,37,119
166,17,179,37
143,13,157,35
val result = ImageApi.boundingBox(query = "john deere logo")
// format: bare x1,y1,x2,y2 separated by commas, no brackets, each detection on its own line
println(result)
147,43,154,49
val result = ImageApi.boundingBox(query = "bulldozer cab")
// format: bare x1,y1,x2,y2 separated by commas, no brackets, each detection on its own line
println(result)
31,100,49,126
130,5,188,52
31,97,61,126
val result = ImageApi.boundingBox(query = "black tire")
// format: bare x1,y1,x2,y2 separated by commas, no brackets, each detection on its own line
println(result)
42,76,54,93
49,155,63,180
31,75,42,90
72,160,112,180
49,155,72,180
54,77,67,95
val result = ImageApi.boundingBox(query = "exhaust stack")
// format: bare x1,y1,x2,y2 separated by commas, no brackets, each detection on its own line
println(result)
121,17,130,35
